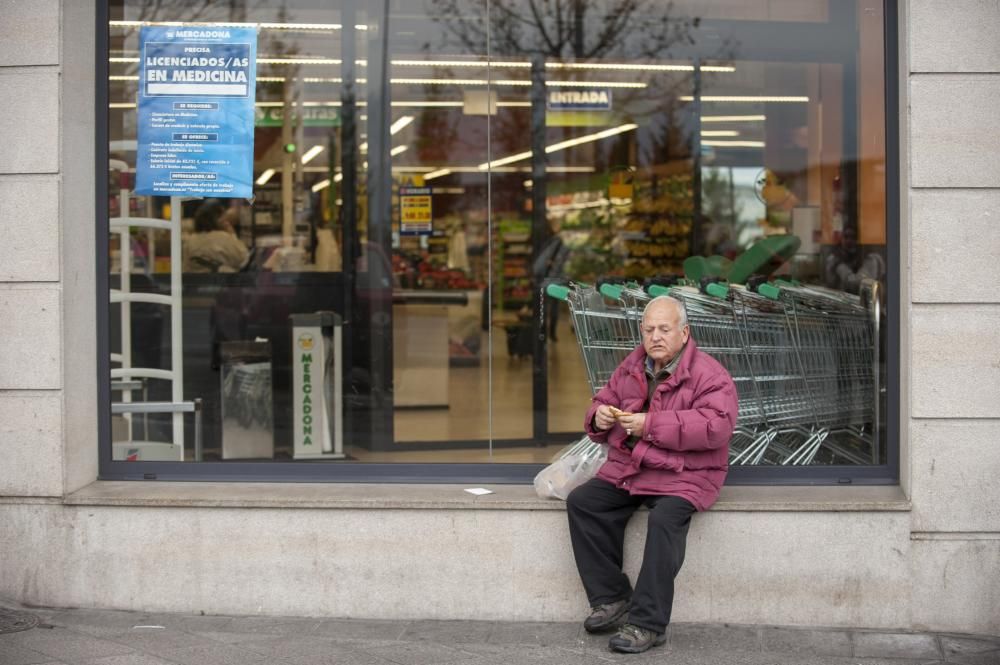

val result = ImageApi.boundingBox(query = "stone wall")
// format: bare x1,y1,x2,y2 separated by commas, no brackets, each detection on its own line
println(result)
0,501,912,628
0,0,65,498
907,0,1000,635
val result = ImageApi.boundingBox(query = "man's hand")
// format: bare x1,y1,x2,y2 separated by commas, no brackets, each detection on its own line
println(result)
617,412,647,438
594,405,619,431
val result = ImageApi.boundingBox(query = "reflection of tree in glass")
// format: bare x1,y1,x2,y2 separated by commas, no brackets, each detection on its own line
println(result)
702,168,739,231
128,1,216,24
428,0,703,60
127,0,266,26
120,1,300,99
413,78,465,164
701,167,753,259
125,1,298,72
420,0,735,168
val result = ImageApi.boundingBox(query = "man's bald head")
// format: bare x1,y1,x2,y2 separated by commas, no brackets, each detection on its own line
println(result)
642,296,687,329
640,296,690,372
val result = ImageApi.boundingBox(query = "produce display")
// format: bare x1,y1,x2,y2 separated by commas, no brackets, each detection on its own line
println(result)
556,173,695,281
495,217,532,310
392,250,480,290
388,172,697,291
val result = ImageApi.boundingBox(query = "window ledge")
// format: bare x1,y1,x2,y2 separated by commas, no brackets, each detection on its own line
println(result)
61,481,910,512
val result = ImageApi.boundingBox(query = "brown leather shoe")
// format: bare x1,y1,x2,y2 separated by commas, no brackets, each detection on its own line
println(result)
608,623,667,653
583,599,629,633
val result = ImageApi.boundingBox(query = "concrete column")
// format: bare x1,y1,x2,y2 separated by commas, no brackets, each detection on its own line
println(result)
907,0,1000,635
0,0,65,498
60,0,99,494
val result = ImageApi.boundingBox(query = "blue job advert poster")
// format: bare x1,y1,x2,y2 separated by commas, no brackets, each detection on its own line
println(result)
135,26,257,198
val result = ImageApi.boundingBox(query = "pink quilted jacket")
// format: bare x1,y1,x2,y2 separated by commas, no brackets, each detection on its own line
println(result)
583,339,738,510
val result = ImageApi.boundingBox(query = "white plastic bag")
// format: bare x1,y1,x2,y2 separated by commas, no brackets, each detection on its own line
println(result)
533,437,608,500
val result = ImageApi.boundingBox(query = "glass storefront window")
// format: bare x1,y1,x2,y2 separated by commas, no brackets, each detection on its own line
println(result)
102,0,892,477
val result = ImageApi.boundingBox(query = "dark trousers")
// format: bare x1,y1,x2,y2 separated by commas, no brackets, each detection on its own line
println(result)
566,478,696,634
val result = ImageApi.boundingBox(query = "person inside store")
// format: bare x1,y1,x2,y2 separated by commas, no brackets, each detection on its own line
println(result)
183,200,250,273
532,217,570,341
824,224,886,294
567,295,738,654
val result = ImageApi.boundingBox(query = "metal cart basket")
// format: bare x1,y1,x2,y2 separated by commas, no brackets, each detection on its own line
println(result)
547,279,881,465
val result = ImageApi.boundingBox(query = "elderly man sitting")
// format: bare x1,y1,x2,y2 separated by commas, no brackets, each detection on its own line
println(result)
567,295,738,654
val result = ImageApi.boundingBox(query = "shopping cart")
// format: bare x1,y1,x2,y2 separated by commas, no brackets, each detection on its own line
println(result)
675,280,881,465
662,284,786,465
761,281,881,465
546,282,643,395
536,282,639,495
547,277,881,466
548,281,772,462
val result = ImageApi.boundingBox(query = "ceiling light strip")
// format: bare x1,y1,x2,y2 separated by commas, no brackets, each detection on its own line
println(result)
390,101,462,107
701,140,765,147
412,165,598,176
300,145,324,164
701,115,767,122
258,57,342,65
549,63,734,73
479,123,637,170
544,123,638,153
388,78,645,89
392,59,526,68
530,80,648,89
109,20,347,31
255,168,276,186
389,115,414,135
390,59,733,73
479,150,533,169
425,166,596,174
424,168,452,181
681,96,808,103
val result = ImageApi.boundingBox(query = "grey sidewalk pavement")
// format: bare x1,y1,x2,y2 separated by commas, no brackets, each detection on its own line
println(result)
2,605,999,665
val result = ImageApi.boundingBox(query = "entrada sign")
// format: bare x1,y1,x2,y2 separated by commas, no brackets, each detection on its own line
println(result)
547,89,613,111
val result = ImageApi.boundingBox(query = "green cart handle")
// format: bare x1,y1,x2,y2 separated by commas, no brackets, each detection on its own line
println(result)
647,284,670,297
599,283,624,300
705,282,729,299
757,283,781,300
546,283,571,301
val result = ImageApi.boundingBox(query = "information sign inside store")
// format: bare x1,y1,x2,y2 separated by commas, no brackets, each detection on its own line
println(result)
399,186,433,236
255,106,340,128
135,26,257,198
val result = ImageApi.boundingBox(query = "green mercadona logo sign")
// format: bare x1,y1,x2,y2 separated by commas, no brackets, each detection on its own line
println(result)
298,333,315,446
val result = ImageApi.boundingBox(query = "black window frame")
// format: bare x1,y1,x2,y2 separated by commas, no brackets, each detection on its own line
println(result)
96,0,900,485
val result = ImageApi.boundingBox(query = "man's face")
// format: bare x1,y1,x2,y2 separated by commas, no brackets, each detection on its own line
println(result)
641,301,689,368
